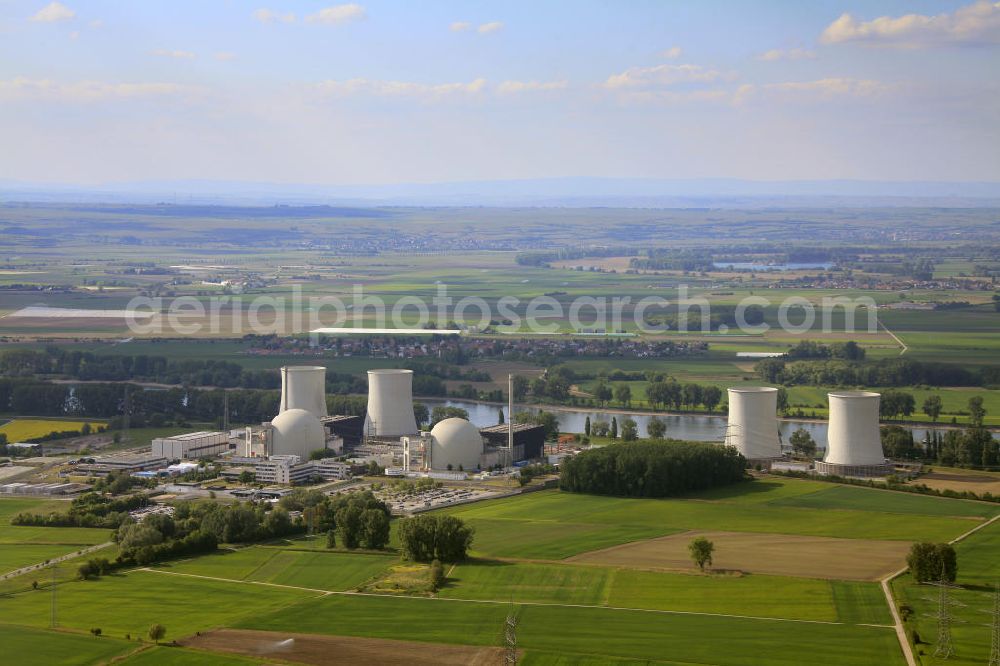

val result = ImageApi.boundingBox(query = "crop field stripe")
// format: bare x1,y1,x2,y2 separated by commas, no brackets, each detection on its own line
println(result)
139,565,891,628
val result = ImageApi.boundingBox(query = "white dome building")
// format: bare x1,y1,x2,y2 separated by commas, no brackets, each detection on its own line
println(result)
429,418,483,472
270,408,325,460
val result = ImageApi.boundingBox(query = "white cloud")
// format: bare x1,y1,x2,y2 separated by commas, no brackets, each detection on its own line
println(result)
450,21,471,32
30,2,75,23
660,46,683,59
0,77,193,102
316,77,487,98
88,19,103,29
477,21,504,34
603,63,728,89
151,49,196,60
252,8,296,24
306,4,366,25
756,48,817,61
214,52,236,62
762,77,889,97
497,80,568,94
821,1,1000,47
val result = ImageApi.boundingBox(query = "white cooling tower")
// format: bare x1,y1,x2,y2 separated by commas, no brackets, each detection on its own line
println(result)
726,387,781,461
824,391,884,466
366,369,418,437
279,366,328,419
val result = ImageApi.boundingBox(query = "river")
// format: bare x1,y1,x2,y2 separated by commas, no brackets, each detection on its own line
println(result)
419,399,992,450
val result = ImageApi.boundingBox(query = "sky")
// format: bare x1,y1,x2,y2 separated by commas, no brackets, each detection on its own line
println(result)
1,0,999,186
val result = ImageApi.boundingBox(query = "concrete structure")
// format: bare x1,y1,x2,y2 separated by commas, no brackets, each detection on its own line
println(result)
228,455,352,485
479,423,546,462
279,365,328,419
428,418,484,471
75,453,168,477
726,387,782,465
366,369,418,437
152,431,229,460
321,414,365,450
816,391,892,477
271,408,326,460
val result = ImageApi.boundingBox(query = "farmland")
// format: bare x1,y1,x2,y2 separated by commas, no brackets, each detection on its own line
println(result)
0,419,105,443
2,476,995,663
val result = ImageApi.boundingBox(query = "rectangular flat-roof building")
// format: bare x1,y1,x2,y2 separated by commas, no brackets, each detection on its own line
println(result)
152,431,230,460
479,423,546,461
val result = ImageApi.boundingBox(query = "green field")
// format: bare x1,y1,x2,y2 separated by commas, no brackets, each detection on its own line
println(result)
0,624,134,666
117,646,266,666
236,592,905,666
768,485,1000,519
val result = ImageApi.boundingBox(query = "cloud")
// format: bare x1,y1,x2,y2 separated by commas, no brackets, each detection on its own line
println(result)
316,77,487,97
0,77,193,102
151,49,196,60
214,52,236,61
820,1,1000,47
450,21,471,32
497,80,568,94
762,77,889,97
306,4,366,25
88,19,103,29
660,46,683,59
756,48,817,61
252,8,296,24
603,63,728,89
477,21,504,34
30,2,75,22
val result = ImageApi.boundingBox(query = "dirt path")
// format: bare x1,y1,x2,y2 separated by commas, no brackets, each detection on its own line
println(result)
0,541,113,581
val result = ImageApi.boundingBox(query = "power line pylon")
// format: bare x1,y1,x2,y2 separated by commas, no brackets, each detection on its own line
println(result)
503,601,518,666
984,582,1000,666
924,569,964,660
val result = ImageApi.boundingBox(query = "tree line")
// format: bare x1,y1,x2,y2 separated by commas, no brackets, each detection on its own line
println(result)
756,356,1000,388
560,439,748,498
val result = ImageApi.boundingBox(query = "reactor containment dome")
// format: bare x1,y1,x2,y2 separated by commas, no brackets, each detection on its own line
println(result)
816,391,891,478
271,408,325,460
367,369,418,437
279,366,328,419
429,418,483,472
726,387,782,465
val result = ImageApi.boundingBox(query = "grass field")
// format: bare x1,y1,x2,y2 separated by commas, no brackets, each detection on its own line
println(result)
117,646,267,666
236,592,905,665
0,419,104,442
0,624,134,666
893,518,1000,665
439,480,991,561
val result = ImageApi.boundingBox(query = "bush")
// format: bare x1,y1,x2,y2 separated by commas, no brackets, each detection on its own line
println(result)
398,515,474,562
560,439,748,497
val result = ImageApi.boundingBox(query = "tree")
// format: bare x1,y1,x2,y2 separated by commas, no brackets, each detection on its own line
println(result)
621,418,638,442
325,529,336,549
148,624,166,644
610,417,618,440
513,410,560,440
614,384,632,408
511,375,529,401
646,416,666,439
497,408,504,425
431,405,469,426
90,627,102,637
776,387,789,414
968,396,986,428
922,395,943,422
429,558,445,591
907,542,957,583
413,402,430,428
702,386,722,413
398,515,474,562
360,508,390,550
592,419,610,437
689,537,715,571
584,416,591,437
238,470,255,485
789,428,816,458
594,381,612,407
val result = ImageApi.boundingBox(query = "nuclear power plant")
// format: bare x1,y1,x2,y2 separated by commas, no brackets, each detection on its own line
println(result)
725,387,782,466
815,390,891,477
366,369,419,437
279,365,328,418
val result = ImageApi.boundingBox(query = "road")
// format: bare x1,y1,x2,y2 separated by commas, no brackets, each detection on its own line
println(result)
0,541,113,582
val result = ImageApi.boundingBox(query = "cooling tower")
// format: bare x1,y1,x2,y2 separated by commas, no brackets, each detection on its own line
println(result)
366,369,418,437
279,366,328,419
726,387,781,461
824,391,884,466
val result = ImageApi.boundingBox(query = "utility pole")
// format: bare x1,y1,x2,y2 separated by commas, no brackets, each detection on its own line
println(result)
50,562,57,629
504,601,518,666
507,374,514,470
924,568,964,660
223,391,230,431
122,385,131,443
983,582,1000,666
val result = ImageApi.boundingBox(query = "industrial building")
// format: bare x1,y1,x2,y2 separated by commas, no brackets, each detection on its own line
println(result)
321,414,365,450
152,431,230,460
725,387,783,467
224,454,352,485
366,369,419,437
75,453,169,477
816,391,892,477
479,422,546,462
